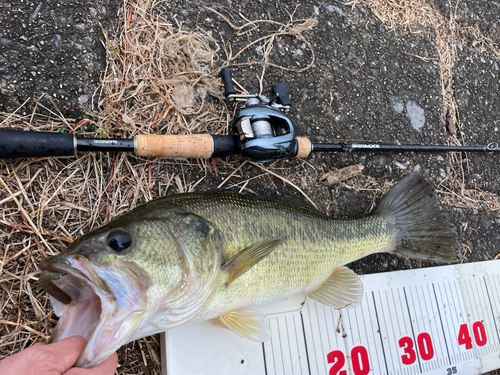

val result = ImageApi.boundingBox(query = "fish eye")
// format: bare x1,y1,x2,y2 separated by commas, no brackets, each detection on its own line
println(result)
107,230,132,252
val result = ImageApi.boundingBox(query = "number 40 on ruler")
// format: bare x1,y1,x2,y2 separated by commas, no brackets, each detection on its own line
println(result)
326,321,487,374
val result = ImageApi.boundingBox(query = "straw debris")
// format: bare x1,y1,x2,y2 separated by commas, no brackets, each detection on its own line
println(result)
98,0,224,138
0,1,320,371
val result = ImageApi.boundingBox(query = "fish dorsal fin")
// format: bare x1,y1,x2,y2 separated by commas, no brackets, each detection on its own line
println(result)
217,308,271,342
223,238,283,284
305,266,363,309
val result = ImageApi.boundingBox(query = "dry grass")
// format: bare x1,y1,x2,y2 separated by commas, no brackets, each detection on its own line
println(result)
0,0,225,371
205,6,317,73
0,0,320,373
97,0,225,138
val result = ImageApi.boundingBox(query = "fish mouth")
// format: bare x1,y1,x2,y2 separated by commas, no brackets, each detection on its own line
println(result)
39,261,103,341
39,259,109,367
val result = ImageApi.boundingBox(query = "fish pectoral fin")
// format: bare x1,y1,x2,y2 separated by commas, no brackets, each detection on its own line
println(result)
217,308,271,342
223,238,284,284
305,266,363,309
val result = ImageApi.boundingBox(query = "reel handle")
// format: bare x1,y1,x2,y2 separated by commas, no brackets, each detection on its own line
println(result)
272,82,291,106
220,67,237,99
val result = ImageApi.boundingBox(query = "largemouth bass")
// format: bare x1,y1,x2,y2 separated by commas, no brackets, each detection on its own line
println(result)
39,173,459,367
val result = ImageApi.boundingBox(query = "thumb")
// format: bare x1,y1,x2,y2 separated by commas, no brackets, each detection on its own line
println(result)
65,352,118,375
43,336,88,371
0,336,87,375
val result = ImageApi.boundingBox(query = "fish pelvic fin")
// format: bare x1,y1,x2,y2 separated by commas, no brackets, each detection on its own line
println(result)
376,173,459,262
217,308,271,342
209,318,227,329
223,238,284,284
305,266,363,309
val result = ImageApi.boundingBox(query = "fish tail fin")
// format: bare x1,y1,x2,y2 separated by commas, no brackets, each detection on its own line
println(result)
375,173,459,262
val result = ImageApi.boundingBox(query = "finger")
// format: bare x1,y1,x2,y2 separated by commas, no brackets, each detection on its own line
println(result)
65,353,118,375
43,336,88,370
0,341,47,373
0,337,86,375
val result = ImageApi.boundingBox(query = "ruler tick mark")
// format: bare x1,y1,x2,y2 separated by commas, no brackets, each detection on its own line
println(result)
269,318,277,375
387,289,403,374
262,342,269,375
299,311,312,375
372,291,390,375
438,282,456,362
366,292,383,375
360,299,377,373
322,304,332,350
421,284,440,370
313,302,328,375
414,286,431,372
277,317,286,375
306,302,320,374
292,315,304,375
284,316,295,375
432,283,452,366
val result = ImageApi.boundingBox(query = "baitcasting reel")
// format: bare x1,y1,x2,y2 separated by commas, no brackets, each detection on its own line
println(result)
219,67,306,162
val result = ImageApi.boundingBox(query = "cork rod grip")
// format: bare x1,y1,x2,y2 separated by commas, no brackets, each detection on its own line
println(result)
296,136,312,158
135,134,214,158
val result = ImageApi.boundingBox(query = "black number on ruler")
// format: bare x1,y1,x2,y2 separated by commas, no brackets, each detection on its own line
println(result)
447,366,457,374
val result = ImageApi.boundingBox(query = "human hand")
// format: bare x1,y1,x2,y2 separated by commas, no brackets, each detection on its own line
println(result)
0,336,118,375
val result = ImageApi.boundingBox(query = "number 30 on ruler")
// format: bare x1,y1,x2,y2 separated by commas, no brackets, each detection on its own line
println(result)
326,321,487,374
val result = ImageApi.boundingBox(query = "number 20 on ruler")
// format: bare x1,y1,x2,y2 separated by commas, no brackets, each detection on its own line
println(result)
326,321,487,374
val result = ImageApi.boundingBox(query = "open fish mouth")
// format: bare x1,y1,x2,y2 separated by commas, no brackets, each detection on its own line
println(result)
38,260,115,367
39,263,103,344
39,255,150,368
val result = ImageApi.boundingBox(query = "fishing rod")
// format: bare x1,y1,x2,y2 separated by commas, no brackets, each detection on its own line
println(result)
0,67,498,162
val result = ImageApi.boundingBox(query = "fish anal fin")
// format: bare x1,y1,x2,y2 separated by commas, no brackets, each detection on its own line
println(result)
306,266,363,309
217,308,271,342
223,238,283,284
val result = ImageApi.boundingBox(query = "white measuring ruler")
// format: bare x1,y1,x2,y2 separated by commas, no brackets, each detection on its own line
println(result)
161,260,500,375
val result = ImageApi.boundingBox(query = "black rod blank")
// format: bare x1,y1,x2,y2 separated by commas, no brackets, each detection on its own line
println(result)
311,142,499,153
76,138,135,152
